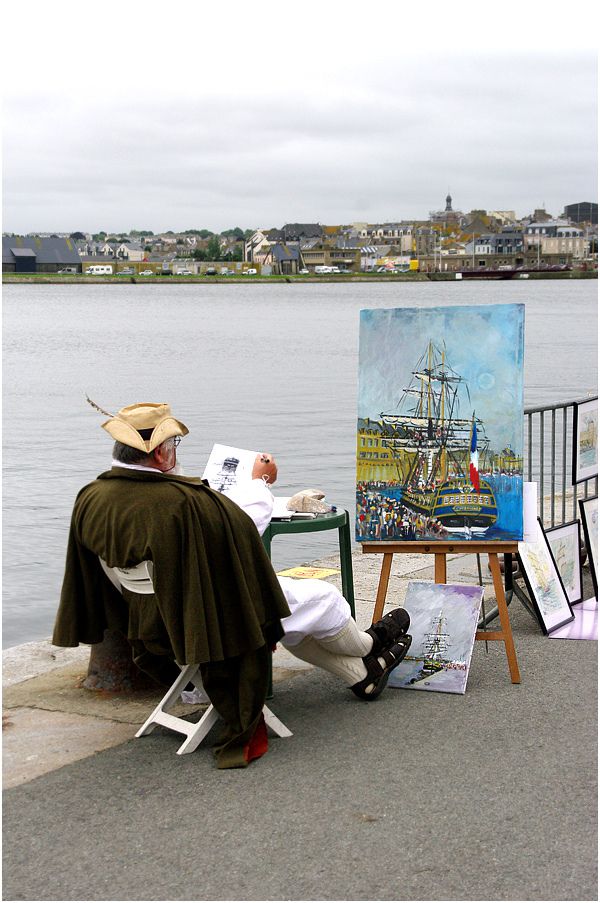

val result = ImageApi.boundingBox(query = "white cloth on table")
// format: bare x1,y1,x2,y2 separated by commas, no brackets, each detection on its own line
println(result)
221,478,351,646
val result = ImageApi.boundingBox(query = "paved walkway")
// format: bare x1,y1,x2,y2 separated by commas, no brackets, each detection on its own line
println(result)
3,549,597,901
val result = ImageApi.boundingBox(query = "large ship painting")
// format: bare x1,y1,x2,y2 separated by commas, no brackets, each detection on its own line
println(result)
381,341,497,536
356,333,524,542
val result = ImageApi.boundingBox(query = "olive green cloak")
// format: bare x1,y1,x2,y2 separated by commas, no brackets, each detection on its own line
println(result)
53,467,291,767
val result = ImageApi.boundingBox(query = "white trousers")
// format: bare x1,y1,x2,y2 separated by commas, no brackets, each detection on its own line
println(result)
277,576,353,646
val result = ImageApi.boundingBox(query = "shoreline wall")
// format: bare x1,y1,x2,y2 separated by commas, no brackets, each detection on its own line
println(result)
3,271,597,285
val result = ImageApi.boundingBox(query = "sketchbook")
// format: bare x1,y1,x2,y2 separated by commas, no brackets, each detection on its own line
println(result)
202,444,257,492
202,444,317,519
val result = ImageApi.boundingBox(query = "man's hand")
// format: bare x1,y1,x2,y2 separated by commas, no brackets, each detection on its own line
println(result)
252,453,278,485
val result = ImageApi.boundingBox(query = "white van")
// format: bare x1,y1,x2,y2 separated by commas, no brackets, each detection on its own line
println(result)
314,265,333,274
85,265,113,275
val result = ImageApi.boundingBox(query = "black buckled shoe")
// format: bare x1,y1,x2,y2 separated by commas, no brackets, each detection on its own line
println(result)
351,635,412,701
365,608,411,656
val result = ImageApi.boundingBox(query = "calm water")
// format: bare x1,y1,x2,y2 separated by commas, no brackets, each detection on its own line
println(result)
2,280,597,648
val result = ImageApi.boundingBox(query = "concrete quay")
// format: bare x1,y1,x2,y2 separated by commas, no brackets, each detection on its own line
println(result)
3,547,597,901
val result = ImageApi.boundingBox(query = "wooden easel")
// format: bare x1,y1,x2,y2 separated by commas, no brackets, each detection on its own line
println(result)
362,541,521,684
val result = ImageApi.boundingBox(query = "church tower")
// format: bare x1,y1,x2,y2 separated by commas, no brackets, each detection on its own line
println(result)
445,192,453,212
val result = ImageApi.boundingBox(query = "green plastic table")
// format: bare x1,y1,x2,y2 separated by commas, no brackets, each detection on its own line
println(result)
262,509,355,616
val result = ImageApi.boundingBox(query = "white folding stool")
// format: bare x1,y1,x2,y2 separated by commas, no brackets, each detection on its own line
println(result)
100,559,292,755
135,661,292,755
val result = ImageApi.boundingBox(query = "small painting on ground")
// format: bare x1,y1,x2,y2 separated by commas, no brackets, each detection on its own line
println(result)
545,520,583,605
388,581,483,694
573,398,598,484
518,518,574,634
579,496,598,600
356,303,524,542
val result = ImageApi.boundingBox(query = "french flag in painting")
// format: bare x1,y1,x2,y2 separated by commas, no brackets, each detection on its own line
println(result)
469,420,480,493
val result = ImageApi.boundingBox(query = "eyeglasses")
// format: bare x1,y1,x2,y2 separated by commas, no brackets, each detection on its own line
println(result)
171,436,182,447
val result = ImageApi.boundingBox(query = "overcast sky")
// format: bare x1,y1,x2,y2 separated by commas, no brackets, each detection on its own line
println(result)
2,1,598,234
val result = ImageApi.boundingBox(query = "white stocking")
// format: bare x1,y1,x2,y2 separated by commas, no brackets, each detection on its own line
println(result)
286,636,368,685
317,619,373,657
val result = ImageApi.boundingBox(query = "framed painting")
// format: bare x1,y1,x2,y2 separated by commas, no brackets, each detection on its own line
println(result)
387,581,483,694
579,496,598,600
518,518,574,634
356,303,524,543
572,398,598,484
545,520,583,605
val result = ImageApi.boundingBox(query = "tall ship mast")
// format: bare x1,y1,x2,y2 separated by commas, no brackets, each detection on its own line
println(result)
380,340,498,534
409,610,452,683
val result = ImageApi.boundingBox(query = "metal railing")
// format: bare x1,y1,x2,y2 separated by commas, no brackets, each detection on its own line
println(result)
524,395,598,527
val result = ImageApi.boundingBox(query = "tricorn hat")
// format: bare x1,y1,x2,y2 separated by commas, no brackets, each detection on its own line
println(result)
101,402,189,453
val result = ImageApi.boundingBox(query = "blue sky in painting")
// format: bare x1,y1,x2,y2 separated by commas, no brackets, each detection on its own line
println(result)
358,303,524,452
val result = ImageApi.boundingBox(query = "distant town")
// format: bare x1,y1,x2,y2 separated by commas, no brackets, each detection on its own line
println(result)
2,197,598,278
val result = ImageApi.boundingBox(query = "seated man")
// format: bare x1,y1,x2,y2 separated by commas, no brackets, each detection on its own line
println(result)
53,402,411,767
54,403,291,768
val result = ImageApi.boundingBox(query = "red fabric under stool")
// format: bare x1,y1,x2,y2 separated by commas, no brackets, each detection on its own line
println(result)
244,713,268,763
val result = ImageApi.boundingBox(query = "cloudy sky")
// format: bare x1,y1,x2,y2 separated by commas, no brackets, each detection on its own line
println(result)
2,1,597,234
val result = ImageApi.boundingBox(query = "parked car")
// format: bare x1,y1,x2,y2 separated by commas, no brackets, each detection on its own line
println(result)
139,269,154,276
298,268,309,275
117,268,134,275
176,270,192,276
243,268,257,275
57,267,77,274
204,267,217,276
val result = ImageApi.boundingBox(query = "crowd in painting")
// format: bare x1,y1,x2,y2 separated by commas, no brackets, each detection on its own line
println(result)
356,482,448,541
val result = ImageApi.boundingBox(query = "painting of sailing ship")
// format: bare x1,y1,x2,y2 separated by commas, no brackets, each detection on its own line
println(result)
545,520,583,605
518,518,574,634
573,398,598,483
387,581,483,694
356,304,524,542
579,496,598,600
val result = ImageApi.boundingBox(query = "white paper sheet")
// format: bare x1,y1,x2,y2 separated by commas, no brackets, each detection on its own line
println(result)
523,482,538,542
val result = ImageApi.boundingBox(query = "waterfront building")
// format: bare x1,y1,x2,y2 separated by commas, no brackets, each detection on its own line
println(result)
414,227,438,257
563,201,598,225
529,208,553,223
298,239,361,272
360,246,381,272
263,242,301,275
244,229,272,263
2,236,81,273
470,228,524,256
274,223,323,242
429,193,463,227
525,221,589,260
488,210,518,225
114,241,145,261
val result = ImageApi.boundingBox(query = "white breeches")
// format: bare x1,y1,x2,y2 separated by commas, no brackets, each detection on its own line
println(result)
277,577,353,646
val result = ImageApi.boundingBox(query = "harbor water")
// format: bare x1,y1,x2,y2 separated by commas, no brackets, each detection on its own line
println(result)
2,279,597,648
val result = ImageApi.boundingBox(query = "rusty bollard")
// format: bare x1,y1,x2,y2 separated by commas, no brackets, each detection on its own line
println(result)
81,629,158,692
